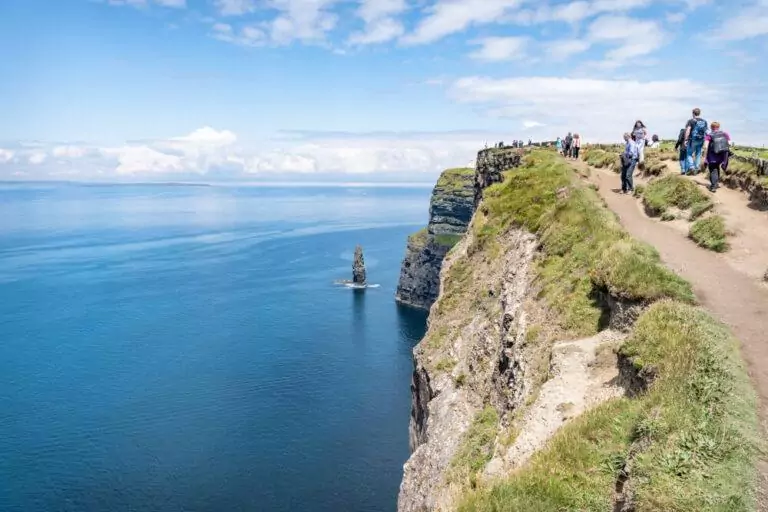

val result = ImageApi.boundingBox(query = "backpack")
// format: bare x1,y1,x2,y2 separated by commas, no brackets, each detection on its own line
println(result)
691,118,708,141
711,131,728,154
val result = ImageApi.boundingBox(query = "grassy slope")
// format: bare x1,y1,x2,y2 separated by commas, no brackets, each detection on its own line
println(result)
453,150,757,511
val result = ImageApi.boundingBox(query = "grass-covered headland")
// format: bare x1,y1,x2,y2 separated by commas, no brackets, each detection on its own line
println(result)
445,150,758,511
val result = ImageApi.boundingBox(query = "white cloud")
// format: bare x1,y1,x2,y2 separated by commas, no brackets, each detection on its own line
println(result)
211,22,266,47
53,145,88,158
584,14,667,67
449,76,731,142
0,149,14,164
523,120,545,129
710,2,768,40
28,152,47,165
155,0,185,6
545,38,591,59
103,146,184,175
214,0,256,16
349,0,407,45
402,0,524,45
469,36,528,61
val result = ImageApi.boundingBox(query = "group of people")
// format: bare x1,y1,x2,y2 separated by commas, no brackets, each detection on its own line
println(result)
556,133,582,159
619,108,732,194
485,139,533,150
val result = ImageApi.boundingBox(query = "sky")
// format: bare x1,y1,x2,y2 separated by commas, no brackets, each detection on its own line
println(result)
1,0,766,182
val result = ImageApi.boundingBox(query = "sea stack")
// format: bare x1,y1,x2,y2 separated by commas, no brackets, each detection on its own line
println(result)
352,245,367,285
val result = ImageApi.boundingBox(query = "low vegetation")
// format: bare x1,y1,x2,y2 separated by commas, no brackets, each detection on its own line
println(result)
434,233,463,248
460,301,757,511
476,151,692,336
448,150,756,511
690,215,729,252
582,148,620,172
642,175,712,218
449,406,499,488
408,227,428,248
435,167,475,196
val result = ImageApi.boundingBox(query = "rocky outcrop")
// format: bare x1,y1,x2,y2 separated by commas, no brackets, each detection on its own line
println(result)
474,147,522,208
395,168,475,310
352,245,366,285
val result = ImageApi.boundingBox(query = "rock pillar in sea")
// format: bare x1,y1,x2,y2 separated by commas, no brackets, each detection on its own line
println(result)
353,245,367,285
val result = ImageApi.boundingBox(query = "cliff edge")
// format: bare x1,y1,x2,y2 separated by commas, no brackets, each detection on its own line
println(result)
395,167,475,310
397,149,758,512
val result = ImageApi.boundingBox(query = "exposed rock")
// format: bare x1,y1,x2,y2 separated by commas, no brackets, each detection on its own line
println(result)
352,245,366,285
398,228,539,512
474,147,522,208
395,168,475,310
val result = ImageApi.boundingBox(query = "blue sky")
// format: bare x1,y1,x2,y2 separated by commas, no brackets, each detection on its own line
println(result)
1,0,766,181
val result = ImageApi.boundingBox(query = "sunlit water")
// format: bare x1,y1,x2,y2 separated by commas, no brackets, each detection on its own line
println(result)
0,183,431,512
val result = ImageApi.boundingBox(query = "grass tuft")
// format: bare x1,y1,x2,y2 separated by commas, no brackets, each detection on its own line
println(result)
689,215,729,252
643,175,712,217
449,406,499,488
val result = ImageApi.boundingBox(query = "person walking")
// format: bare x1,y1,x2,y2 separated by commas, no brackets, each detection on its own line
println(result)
621,132,639,194
556,136,562,154
702,121,731,192
683,107,708,175
673,127,687,174
572,133,582,159
564,132,573,158
631,120,647,164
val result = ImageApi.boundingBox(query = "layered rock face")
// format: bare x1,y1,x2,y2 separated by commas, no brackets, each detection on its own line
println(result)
474,147,522,208
395,168,475,310
352,245,366,285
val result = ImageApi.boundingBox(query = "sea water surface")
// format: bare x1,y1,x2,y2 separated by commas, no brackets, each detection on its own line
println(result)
0,182,432,512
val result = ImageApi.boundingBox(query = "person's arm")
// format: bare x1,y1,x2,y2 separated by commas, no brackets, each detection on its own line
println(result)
684,121,692,144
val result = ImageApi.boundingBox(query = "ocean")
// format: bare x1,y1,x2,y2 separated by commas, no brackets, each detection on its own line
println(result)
0,182,432,512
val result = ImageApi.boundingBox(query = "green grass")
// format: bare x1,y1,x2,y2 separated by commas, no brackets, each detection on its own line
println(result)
689,215,729,252
732,146,768,159
458,302,758,511
408,227,428,248
449,406,499,488
475,151,692,336
435,233,463,248
642,175,712,217
582,148,620,172
435,167,475,196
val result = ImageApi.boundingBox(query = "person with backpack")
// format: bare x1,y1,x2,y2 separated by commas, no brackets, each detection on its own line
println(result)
673,127,687,174
556,136,562,154
564,132,573,158
631,120,647,164
702,121,731,192
620,132,639,194
572,133,582,159
683,107,708,175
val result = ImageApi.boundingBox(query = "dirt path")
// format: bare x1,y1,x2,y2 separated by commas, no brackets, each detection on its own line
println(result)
661,161,768,282
573,159,768,508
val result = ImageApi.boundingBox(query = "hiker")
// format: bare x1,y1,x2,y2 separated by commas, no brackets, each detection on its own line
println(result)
673,127,687,174
572,133,582,159
650,134,660,148
702,121,731,192
620,132,639,194
631,120,647,164
683,107,708,175
564,132,573,158
556,136,562,154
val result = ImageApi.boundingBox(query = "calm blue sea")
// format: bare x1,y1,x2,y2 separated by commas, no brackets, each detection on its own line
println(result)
0,182,431,512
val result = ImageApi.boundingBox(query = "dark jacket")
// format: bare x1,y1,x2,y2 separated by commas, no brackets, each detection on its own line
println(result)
674,128,686,159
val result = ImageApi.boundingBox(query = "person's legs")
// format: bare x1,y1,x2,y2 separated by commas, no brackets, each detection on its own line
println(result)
709,163,720,191
620,162,629,192
626,160,636,191
691,139,704,174
573,146,580,159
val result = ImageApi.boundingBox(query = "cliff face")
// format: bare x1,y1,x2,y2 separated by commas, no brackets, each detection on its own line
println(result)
474,148,522,208
395,168,475,310
397,148,756,512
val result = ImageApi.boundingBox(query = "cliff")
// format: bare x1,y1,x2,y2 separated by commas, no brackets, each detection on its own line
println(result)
395,168,475,310
397,149,757,512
